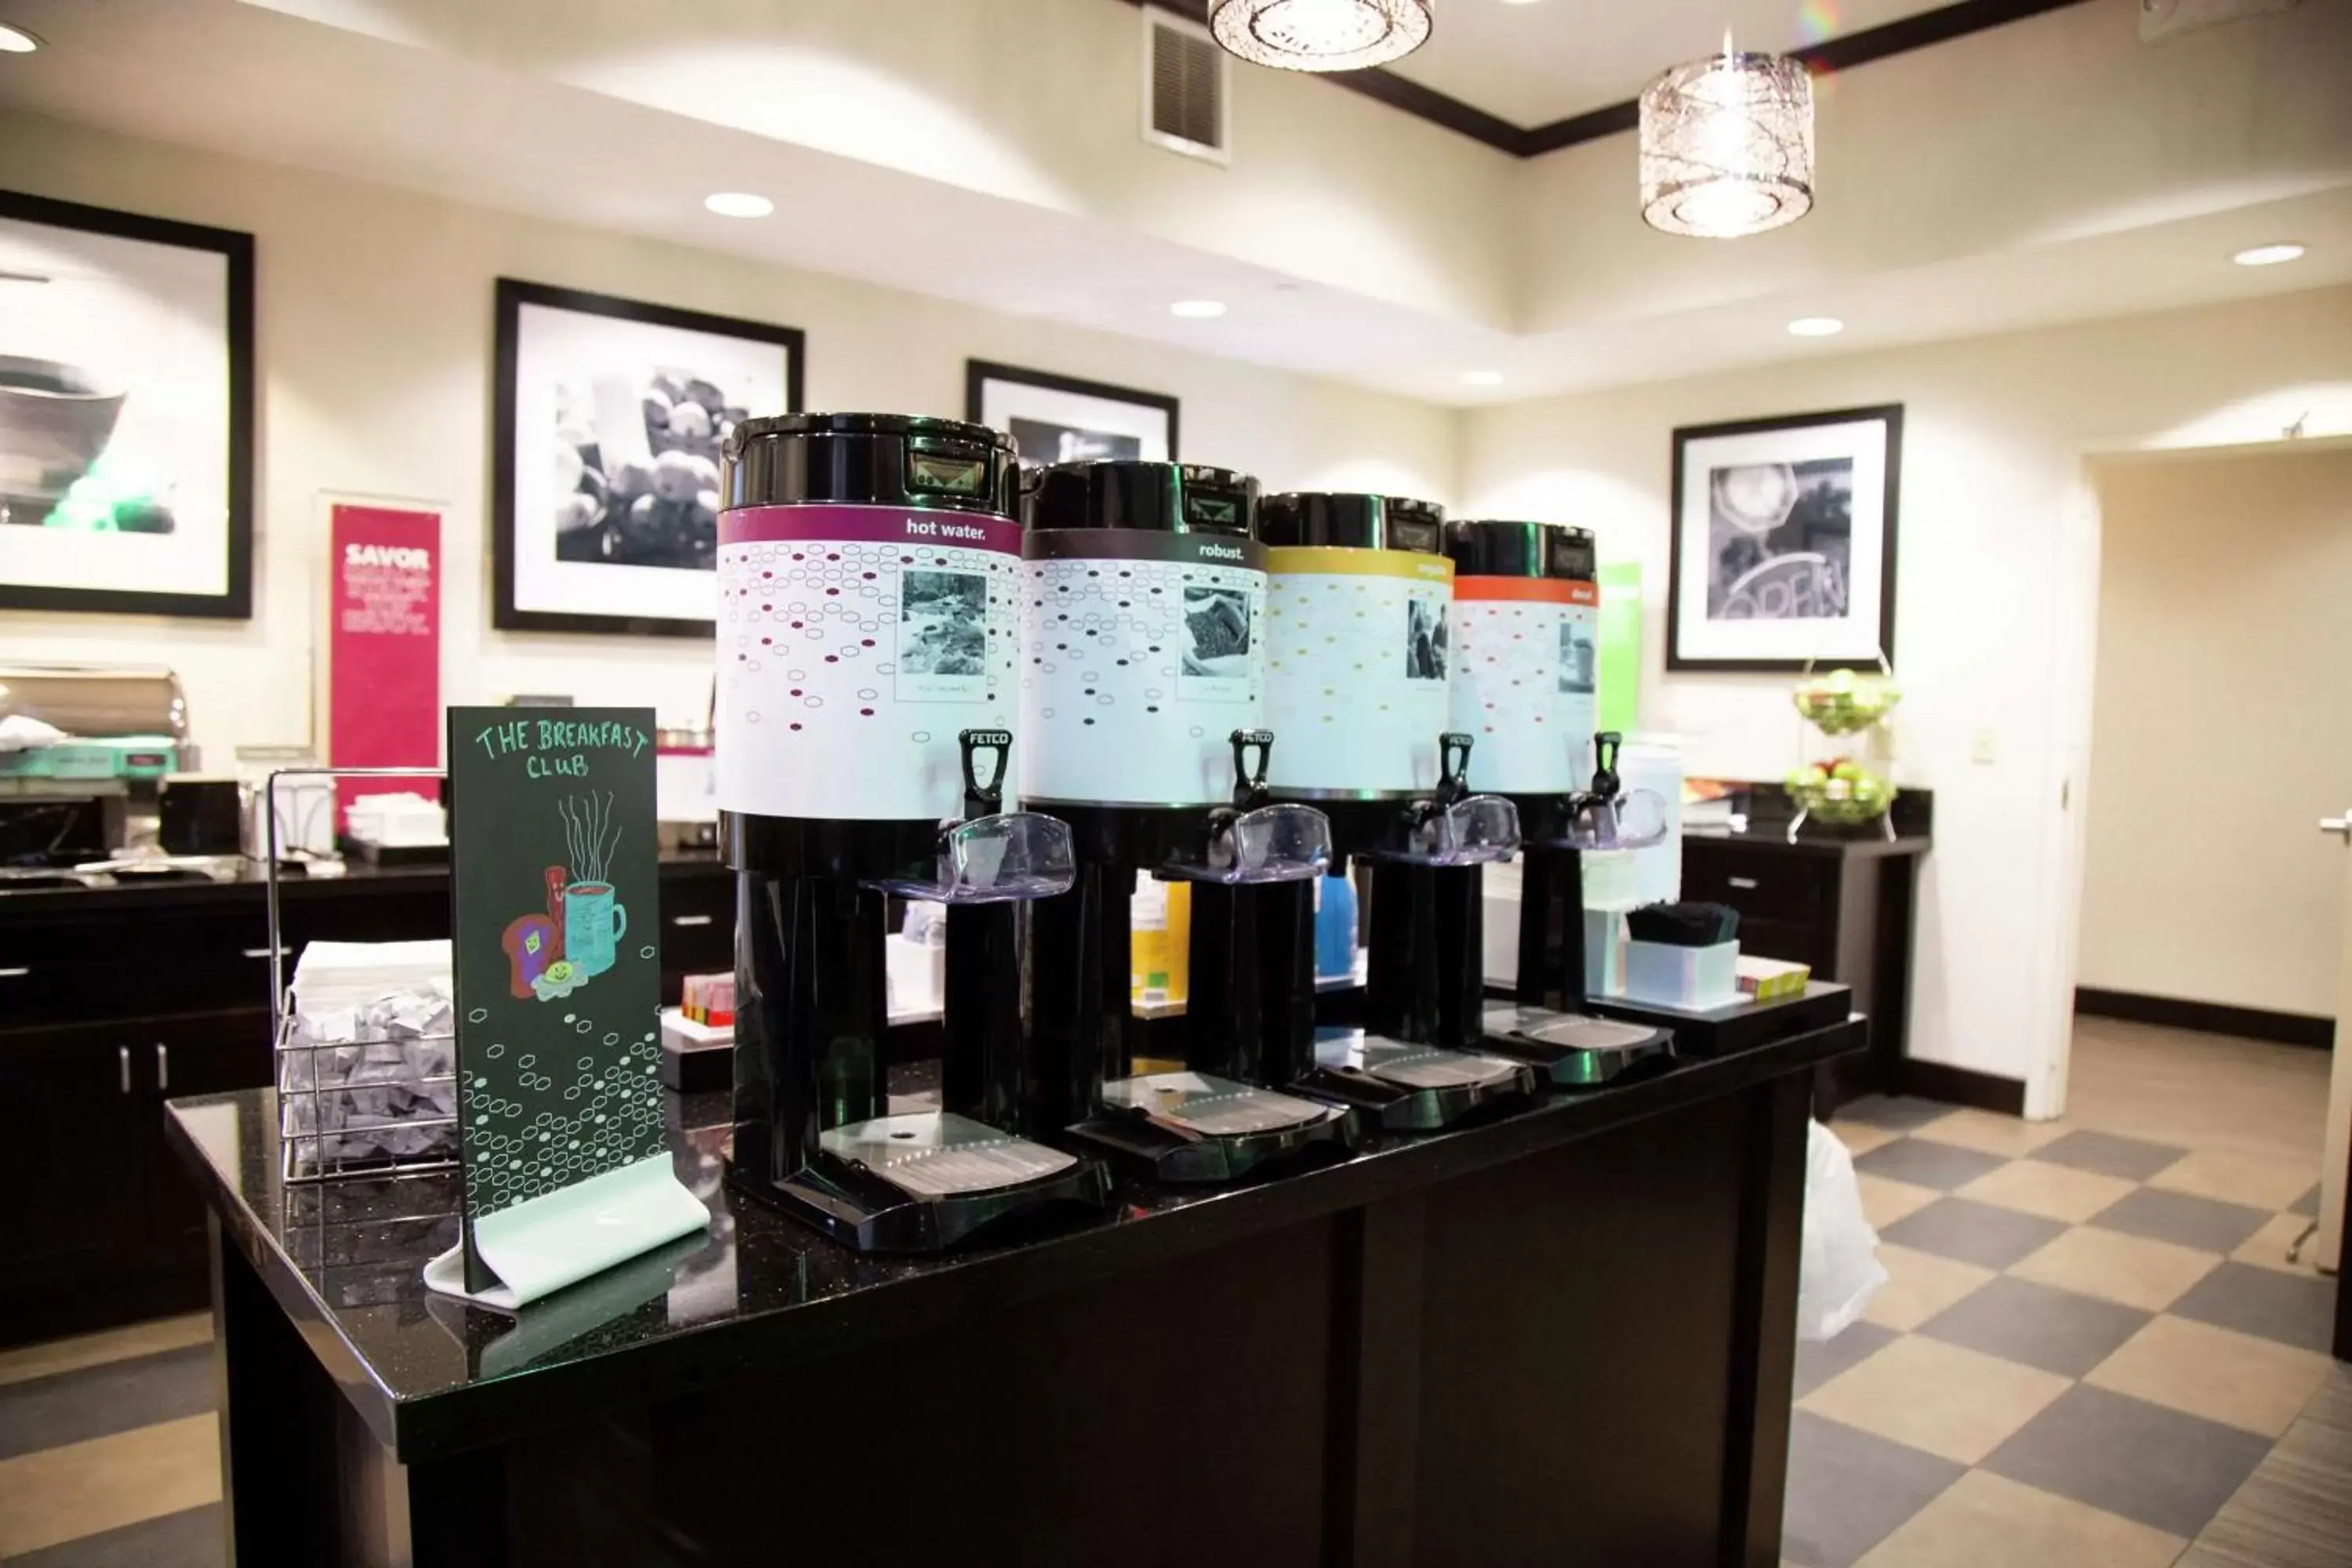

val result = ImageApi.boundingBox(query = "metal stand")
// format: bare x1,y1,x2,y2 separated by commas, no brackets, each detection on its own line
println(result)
263,767,458,1184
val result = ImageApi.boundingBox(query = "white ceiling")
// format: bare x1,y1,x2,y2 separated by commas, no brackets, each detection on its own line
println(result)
1386,0,1960,129
0,0,2343,408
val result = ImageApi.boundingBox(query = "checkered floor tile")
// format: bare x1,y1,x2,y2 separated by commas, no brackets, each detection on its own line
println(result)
1787,1094,2341,1567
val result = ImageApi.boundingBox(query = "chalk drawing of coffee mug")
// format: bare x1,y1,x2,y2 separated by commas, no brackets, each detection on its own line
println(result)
563,883,626,978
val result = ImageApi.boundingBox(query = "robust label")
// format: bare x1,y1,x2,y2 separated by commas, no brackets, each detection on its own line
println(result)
1448,577,1599,794
1264,546,1454,795
717,504,1022,822
1019,531,1267,806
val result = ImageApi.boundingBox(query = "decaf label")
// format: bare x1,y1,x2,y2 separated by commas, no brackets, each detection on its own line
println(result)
1446,579,1599,794
1264,547,1454,797
448,706,665,1221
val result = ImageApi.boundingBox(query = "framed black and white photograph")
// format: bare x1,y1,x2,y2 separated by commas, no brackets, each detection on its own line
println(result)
0,191,254,619
1666,405,1902,672
965,360,1178,466
492,279,802,637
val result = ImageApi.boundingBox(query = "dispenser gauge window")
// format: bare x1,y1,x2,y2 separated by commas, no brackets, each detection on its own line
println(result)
906,451,989,496
1184,494,1240,528
1549,530,1597,579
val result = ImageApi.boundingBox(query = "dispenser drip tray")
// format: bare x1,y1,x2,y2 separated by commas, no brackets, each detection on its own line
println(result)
1101,1073,1331,1138
1316,1031,1527,1092
1071,1073,1356,1184
822,1112,1078,1199
1479,1005,1676,1089
1297,1026,1538,1132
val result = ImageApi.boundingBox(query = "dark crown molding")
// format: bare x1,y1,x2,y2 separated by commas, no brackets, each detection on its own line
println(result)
1120,0,2097,156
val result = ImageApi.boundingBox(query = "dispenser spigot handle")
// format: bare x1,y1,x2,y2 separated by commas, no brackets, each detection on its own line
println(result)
1435,731,1474,808
1229,728,1275,809
1590,731,1622,803
958,728,1012,819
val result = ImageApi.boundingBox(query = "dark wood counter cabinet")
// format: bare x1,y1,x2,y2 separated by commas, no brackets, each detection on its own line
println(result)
1681,797,1947,1113
0,858,733,1344
171,1005,1863,1568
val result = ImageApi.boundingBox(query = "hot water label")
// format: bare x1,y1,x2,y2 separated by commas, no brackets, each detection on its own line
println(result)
1019,531,1269,806
1447,577,1599,795
1263,546,1454,796
717,504,1022,822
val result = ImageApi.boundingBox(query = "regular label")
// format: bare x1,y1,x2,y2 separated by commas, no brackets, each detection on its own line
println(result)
1448,577,1599,794
716,504,1022,822
1264,546,1454,795
1019,531,1268,806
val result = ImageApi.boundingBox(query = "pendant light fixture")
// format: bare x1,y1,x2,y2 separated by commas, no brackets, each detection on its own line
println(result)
1639,42,1815,238
1207,0,1433,73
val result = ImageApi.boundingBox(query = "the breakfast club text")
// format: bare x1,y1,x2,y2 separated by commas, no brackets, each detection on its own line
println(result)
471,719,652,779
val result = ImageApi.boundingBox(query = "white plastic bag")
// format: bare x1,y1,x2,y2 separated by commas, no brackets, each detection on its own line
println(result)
1797,1120,1889,1341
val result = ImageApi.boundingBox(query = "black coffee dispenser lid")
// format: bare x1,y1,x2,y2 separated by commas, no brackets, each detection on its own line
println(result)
724,412,1020,517
1258,492,1445,554
1444,519,1595,581
1024,460,1259,537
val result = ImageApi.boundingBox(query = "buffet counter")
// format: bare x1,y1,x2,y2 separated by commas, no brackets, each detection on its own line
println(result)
169,1005,1863,1568
0,856,732,1344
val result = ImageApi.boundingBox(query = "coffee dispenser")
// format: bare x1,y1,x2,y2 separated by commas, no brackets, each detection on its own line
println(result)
719,413,1109,1250
1446,520,1675,1087
1254,491,1537,1131
1017,460,1354,1183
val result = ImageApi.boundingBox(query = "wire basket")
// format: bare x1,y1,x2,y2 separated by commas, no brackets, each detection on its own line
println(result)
266,765,460,1184
275,997,460,1182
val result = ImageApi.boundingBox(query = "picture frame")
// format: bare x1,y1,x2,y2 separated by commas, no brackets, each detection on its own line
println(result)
965,359,1179,466
0,190,255,619
492,278,804,637
1665,404,1904,673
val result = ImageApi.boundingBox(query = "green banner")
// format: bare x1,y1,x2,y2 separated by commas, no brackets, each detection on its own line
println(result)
1597,561,1643,735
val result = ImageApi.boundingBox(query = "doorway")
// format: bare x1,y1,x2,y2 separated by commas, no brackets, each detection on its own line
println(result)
2070,444,2352,1297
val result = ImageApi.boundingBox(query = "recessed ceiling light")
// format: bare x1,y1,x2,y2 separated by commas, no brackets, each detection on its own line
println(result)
1461,370,1505,387
703,191,774,219
2233,242,2305,267
1170,299,1227,319
1496,0,1543,6
1787,317,1844,337
0,23,43,53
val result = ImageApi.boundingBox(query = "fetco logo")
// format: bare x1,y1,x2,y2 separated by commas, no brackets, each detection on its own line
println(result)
1197,543,1243,561
345,543,431,571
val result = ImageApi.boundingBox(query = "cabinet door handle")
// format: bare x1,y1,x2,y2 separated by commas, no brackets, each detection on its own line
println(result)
241,946,289,960
155,1043,169,1093
1727,875,1760,891
670,914,715,927
118,1045,132,1095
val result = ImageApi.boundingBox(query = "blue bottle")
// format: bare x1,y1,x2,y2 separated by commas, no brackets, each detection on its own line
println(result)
1315,871,1358,981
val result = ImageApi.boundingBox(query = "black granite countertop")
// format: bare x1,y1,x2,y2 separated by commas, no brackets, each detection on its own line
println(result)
165,1011,1862,1464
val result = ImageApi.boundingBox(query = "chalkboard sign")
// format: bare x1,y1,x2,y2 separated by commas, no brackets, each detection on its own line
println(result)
437,706,698,1302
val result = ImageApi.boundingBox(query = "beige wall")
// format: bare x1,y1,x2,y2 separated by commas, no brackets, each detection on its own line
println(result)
0,110,1458,766
2079,448,2352,1018
1460,286,2352,1113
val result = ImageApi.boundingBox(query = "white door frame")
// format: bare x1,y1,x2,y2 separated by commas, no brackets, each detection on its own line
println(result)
2045,435,2352,1120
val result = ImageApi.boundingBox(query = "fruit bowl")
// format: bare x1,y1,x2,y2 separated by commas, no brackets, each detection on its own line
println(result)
1792,670,1901,735
1784,764,1897,825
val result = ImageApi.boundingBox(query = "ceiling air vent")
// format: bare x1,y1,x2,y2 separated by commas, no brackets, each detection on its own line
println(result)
1142,7,1230,165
